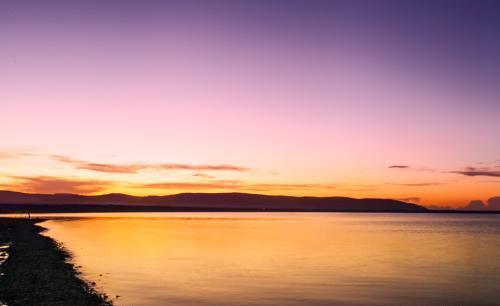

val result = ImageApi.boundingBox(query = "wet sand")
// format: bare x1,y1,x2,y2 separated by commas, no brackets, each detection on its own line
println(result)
0,218,111,306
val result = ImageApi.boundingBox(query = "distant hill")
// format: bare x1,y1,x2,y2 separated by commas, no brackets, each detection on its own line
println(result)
0,190,427,213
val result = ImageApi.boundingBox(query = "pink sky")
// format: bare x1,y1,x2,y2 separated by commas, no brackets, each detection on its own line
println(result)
1,1,499,207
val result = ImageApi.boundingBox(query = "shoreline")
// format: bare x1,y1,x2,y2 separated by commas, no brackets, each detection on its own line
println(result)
1,205,500,215
0,218,112,306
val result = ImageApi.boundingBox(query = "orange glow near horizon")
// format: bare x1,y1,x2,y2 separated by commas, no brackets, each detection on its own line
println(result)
0,150,498,207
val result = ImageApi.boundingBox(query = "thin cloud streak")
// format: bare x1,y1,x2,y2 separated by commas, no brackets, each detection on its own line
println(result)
451,170,500,177
387,165,437,172
3,176,113,194
1,174,336,194
192,173,215,179
386,182,444,187
244,183,336,192
394,197,421,203
139,181,336,192
450,164,500,177
0,149,35,160
141,181,240,190
387,161,500,178
50,155,249,173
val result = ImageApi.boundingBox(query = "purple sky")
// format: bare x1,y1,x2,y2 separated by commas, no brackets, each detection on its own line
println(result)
1,0,499,206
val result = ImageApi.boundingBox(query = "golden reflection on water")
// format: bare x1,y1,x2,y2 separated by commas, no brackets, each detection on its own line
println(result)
42,213,500,306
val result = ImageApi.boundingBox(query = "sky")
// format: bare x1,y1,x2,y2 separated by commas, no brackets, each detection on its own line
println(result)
1,0,499,207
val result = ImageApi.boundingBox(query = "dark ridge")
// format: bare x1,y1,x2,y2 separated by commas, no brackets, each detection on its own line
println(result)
0,190,427,213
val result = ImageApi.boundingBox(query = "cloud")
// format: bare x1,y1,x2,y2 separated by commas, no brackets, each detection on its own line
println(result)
158,164,247,171
450,160,500,177
76,163,145,174
0,149,34,160
387,182,443,187
138,180,336,192
461,200,487,211
50,155,249,174
389,160,500,178
337,184,381,192
387,165,437,172
0,152,12,159
243,183,336,192
50,155,143,173
3,176,113,194
394,197,421,203
451,169,500,178
140,181,241,190
487,197,500,211
457,197,500,211
192,173,215,179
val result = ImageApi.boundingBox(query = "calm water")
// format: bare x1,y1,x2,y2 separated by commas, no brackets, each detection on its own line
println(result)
40,213,500,306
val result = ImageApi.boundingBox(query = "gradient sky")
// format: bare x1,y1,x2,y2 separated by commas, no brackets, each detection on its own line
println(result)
1,0,499,207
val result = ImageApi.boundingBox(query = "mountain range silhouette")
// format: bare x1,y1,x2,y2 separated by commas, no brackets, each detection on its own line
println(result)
0,190,427,213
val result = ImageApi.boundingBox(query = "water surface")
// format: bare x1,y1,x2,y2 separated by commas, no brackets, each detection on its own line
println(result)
41,213,500,306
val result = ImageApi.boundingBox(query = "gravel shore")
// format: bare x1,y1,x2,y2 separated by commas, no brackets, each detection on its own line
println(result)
0,218,111,306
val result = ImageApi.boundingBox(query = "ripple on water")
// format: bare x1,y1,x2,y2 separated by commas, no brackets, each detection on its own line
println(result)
0,243,11,267
0,242,11,306
0,243,12,278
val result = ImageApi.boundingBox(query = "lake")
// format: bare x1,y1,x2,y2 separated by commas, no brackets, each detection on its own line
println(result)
40,213,500,306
